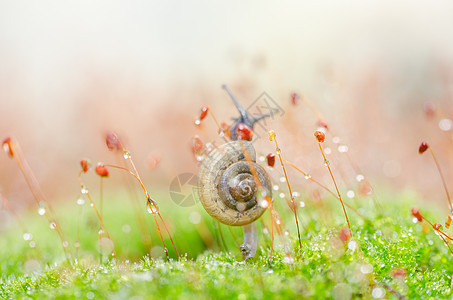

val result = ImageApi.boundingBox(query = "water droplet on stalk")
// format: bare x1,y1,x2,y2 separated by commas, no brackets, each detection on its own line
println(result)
38,207,46,215
81,186,88,194
23,233,32,241
50,222,57,230
304,174,311,180
259,200,269,208
147,206,158,214
356,174,365,182
76,198,85,205
123,151,131,159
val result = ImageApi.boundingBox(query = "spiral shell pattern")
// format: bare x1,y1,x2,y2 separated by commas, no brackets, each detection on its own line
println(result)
198,140,272,226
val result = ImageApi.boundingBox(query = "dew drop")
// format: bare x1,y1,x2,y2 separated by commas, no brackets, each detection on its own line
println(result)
283,255,294,264
50,222,57,230
262,228,269,234
29,241,36,248
356,174,365,182
76,198,85,205
218,131,225,138
412,217,418,224
2,143,9,153
81,186,88,194
123,151,131,159
347,240,357,251
360,263,373,274
346,190,355,198
258,156,265,162
324,160,329,166
371,287,385,298
122,224,131,233
279,192,285,199
338,145,349,153
284,230,290,236
439,118,452,131
292,191,300,197
62,241,69,247
90,203,94,207
276,219,281,225
304,174,311,180
273,185,279,191
23,232,32,241
98,228,105,235
332,136,340,144
324,147,331,155
194,119,201,125
279,177,286,183
299,201,305,208
189,212,201,224
259,200,269,208
195,153,206,162
38,207,46,216
147,206,158,214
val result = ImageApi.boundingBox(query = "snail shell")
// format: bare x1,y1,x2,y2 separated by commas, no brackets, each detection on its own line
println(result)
198,140,272,226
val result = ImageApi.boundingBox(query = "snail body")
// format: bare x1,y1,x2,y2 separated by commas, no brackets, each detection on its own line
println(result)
198,140,272,226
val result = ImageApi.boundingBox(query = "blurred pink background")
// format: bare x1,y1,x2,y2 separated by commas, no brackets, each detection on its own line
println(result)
1,1,453,210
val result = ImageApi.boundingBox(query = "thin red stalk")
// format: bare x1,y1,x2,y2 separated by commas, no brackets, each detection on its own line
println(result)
428,147,453,212
270,134,303,250
283,158,368,223
115,155,153,253
438,232,453,255
318,142,352,234
100,177,104,218
104,164,180,259
10,140,70,259
78,175,117,262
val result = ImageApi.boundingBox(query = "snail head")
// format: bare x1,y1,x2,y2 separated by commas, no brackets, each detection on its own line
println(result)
222,85,274,141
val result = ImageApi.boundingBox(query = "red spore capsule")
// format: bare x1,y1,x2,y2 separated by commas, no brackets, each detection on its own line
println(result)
433,223,441,230
236,123,253,141
411,208,423,222
291,92,300,105
266,153,275,167
314,130,325,143
199,106,209,121
106,133,121,151
95,164,109,177
2,137,13,157
418,142,429,154
318,120,328,130
391,268,407,278
339,227,351,243
80,159,91,173
191,135,204,154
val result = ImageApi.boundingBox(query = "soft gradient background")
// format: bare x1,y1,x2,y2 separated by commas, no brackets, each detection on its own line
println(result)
1,1,453,210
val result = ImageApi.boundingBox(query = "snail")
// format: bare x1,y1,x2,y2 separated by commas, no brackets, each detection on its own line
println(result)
198,85,273,259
